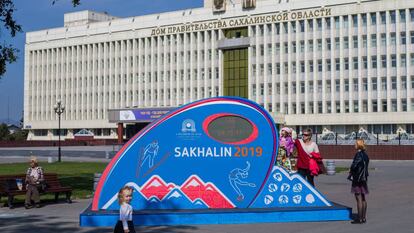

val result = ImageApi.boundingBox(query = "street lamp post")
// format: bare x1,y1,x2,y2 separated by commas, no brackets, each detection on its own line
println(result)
54,100,65,162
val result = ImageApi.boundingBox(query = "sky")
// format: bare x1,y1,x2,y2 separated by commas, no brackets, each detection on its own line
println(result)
0,0,203,124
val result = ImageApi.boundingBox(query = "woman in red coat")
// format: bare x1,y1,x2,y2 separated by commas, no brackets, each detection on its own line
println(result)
294,128,321,186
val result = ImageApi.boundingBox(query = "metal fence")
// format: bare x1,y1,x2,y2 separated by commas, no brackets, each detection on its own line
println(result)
313,132,414,145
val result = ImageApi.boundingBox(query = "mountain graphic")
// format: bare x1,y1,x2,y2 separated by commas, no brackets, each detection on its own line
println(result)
103,182,148,210
181,175,235,208
250,166,332,208
192,198,208,209
140,175,176,200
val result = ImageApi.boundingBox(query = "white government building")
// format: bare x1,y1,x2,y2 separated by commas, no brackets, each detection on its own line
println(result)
24,0,414,140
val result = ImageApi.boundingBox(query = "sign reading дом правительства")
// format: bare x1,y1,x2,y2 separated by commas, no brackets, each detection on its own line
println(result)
151,7,331,36
91,97,333,212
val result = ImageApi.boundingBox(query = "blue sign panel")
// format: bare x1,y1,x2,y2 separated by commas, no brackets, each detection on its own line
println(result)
92,97,331,211
119,108,175,121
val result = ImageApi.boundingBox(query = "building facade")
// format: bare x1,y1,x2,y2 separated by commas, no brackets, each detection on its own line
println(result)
24,0,414,140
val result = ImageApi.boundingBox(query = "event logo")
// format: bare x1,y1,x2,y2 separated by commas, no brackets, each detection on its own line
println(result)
181,119,196,133
176,119,201,140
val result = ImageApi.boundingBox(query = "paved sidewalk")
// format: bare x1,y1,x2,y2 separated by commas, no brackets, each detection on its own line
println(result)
1,160,413,233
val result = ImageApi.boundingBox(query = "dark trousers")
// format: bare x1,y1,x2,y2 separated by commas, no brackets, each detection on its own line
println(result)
25,184,40,205
114,221,136,233
298,168,315,186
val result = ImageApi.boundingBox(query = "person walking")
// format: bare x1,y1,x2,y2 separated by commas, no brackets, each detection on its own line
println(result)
348,139,369,224
114,186,136,233
294,128,321,186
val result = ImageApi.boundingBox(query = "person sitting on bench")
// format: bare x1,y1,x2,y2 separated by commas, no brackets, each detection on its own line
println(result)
25,156,44,209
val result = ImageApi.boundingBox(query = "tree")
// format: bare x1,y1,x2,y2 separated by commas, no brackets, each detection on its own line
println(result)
0,0,80,79
0,123,9,140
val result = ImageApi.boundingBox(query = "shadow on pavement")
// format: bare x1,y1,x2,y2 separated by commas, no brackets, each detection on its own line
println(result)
0,214,199,233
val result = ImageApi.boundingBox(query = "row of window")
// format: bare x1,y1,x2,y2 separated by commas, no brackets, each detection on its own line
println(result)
253,32,414,56
265,99,414,114
252,53,414,75
252,9,414,36
298,124,414,135
252,76,414,95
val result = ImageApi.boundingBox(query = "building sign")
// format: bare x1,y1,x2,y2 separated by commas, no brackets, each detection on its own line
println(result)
151,7,332,36
119,108,175,122
92,97,332,212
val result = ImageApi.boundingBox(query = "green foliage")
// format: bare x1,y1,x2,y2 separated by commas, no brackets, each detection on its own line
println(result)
0,0,22,78
0,162,107,199
0,123,10,139
0,0,80,79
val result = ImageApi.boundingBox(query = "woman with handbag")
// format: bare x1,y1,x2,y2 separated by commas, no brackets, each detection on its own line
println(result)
349,139,369,224
25,156,44,209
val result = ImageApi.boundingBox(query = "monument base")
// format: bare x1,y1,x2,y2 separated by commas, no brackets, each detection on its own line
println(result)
80,203,351,227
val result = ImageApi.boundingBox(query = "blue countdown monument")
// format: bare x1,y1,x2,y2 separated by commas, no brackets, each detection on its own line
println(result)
80,97,350,226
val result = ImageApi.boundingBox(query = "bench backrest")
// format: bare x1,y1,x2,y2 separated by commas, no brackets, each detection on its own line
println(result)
0,173,63,193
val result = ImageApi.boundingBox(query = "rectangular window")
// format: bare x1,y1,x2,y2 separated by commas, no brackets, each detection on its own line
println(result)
390,11,396,24
381,55,387,68
371,34,377,47
391,54,397,67
317,39,322,51
300,61,305,73
353,36,358,48
335,80,340,92
326,59,331,71
326,38,331,50
411,32,414,44
335,16,340,29
381,77,387,90
401,54,407,67
372,56,377,68
372,78,377,91
300,20,305,32
390,33,396,45
318,60,322,72
353,57,358,70
371,13,377,25
401,32,406,45
325,18,331,29
411,9,414,21
345,79,349,92
380,11,386,24
335,58,340,71
344,37,349,49
352,14,358,27
373,100,378,112
344,58,349,70
362,14,367,26
391,77,397,89
335,37,340,50
353,79,359,91
401,76,407,89
400,9,406,22
363,78,368,91
363,57,368,69
381,33,387,46
362,35,367,47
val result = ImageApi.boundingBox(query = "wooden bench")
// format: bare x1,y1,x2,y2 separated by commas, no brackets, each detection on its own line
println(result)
0,173,72,209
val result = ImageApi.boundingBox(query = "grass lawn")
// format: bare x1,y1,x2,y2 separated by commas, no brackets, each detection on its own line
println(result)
0,162,108,202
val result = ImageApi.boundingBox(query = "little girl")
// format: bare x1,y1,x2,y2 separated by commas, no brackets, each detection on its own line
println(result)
114,186,135,233
276,127,294,171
